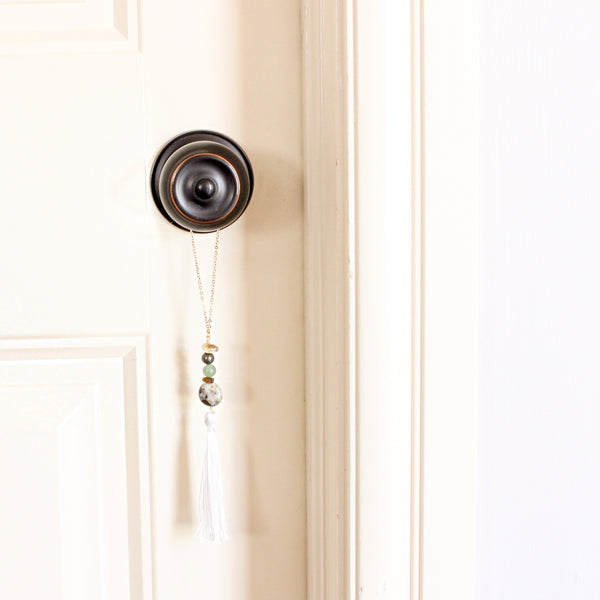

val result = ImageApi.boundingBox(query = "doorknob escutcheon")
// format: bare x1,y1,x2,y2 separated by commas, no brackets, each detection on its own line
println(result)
150,131,254,233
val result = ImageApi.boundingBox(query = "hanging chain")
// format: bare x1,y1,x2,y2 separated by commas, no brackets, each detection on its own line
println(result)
190,229,220,344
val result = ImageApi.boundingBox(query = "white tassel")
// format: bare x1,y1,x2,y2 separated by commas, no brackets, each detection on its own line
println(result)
195,410,229,542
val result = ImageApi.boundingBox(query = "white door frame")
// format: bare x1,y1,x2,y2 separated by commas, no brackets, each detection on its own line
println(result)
302,0,479,598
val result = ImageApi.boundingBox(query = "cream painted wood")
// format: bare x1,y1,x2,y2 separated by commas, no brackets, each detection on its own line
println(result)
0,1,305,599
302,0,355,599
354,0,413,598
303,0,478,599
0,0,138,54
0,338,151,599
144,2,304,598
421,1,478,597
411,1,424,596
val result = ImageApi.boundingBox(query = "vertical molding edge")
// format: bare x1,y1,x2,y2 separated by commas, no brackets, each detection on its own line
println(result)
302,0,355,598
410,0,424,597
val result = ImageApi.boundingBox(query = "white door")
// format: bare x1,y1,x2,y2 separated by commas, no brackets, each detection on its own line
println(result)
0,2,305,599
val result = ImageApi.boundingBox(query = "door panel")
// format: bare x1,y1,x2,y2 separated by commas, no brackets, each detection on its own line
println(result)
0,0,138,54
0,54,147,337
0,339,151,599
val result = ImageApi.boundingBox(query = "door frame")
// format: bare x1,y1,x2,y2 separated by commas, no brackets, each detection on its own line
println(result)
302,0,354,597
302,0,479,598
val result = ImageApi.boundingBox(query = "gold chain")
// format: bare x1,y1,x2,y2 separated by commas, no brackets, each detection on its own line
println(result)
190,229,220,344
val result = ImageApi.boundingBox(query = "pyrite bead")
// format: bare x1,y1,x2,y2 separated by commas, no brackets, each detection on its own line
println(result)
202,352,215,364
198,382,223,407
203,364,216,378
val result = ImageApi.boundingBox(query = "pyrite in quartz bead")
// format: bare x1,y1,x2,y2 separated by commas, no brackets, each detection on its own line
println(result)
203,364,216,378
198,382,223,407
202,352,215,364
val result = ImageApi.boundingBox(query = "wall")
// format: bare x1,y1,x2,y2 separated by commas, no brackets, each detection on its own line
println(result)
478,2,600,598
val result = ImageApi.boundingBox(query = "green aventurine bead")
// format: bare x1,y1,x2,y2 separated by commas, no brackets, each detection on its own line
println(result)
203,364,216,378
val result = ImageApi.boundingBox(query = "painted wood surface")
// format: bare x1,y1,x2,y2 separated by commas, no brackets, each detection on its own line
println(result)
0,1,305,598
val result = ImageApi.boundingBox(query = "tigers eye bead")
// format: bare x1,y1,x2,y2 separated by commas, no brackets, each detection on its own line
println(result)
202,352,215,364
203,377,214,383
203,364,216,378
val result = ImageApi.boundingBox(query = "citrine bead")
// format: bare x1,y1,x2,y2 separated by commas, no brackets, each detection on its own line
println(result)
202,343,219,353
203,364,216,378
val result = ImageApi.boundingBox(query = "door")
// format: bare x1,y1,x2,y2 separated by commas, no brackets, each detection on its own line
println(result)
0,2,305,599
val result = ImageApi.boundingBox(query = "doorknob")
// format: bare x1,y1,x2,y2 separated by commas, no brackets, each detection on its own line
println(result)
150,131,254,233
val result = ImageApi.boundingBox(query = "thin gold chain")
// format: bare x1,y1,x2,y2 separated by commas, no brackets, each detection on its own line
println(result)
190,229,220,344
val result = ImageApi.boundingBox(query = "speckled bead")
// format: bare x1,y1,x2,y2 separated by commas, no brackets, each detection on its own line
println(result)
198,382,223,407
203,364,216,378
202,352,215,364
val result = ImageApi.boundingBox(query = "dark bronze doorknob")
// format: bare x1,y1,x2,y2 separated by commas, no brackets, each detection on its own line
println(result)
150,131,254,233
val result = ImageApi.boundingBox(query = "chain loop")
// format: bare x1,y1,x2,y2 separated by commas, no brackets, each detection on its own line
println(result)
190,229,220,343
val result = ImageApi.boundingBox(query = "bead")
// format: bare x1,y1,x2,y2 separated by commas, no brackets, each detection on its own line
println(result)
198,382,223,407
203,377,214,383
202,343,219,353
203,364,216,377
202,352,215,364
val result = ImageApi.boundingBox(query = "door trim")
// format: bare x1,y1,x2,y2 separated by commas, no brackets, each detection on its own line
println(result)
302,0,478,598
302,0,355,598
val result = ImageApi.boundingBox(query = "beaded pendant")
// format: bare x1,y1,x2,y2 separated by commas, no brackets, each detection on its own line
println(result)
198,349,222,407
190,231,228,542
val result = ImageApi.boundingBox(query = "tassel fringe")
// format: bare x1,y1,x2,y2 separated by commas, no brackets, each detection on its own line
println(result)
195,410,229,542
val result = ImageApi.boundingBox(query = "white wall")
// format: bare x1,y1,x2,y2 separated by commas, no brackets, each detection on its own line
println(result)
478,2,600,598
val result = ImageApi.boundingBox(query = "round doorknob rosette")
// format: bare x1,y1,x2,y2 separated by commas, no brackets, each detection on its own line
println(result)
151,131,254,233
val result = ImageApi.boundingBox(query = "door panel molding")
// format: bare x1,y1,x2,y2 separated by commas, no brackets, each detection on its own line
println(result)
0,0,138,54
0,336,152,599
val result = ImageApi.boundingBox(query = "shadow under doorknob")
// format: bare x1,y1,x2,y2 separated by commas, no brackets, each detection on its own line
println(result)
150,131,254,233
